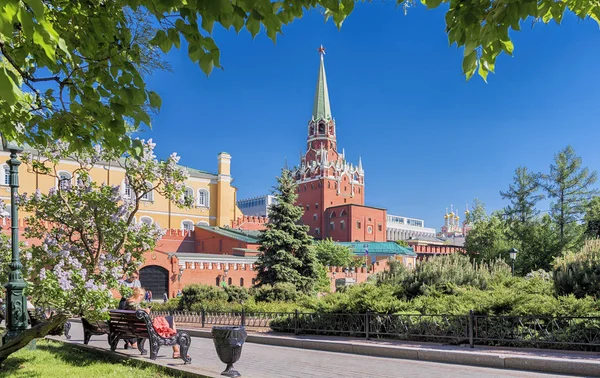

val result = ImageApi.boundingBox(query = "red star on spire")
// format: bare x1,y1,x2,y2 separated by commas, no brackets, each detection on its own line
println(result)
317,45,326,55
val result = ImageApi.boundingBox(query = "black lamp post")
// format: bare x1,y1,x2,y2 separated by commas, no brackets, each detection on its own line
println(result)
509,248,518,277
2,137,27,344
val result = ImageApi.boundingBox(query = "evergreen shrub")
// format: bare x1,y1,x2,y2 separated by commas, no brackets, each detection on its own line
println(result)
253,282,299,302
224,285,250,303
150,298,182,312
404,254,510,298
181,284,228,310
554,239,600,298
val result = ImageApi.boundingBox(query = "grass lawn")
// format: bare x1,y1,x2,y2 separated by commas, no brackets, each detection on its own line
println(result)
0,340,184,377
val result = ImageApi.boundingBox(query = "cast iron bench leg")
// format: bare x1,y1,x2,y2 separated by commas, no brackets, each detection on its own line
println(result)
64,321,72,340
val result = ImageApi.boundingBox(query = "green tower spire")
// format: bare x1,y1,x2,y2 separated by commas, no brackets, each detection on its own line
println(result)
312,45,332,121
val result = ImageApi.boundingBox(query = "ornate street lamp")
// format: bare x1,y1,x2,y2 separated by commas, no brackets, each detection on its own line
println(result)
2,137,27,344
178,266,185,282
509,248,518,276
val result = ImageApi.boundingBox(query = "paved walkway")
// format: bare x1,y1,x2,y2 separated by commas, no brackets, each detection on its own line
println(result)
57,322,579,378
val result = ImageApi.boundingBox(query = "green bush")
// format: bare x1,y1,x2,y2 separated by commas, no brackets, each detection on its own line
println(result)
224,285,250,303
372,254,512,300
254,282,299,302
554,239,600,298
150,298,182,312
308,283,410,314
403,254,510,298
181,284,228,310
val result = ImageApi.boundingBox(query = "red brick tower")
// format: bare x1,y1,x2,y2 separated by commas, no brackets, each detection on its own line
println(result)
293,46,368,239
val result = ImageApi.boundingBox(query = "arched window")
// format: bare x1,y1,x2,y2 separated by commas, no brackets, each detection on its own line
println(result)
181,220,194,232
313,214,318,221
184,187,194,202
3,165,9,185
329,221,335,230
340,210,347,216
58,171,72,190
216,276,220,286
341,220,346,230
240,278,244,287
141,182,153,201
197,221,209,226
329,212,336,218
140,216,153,225
198,189,209,207
228,277,232,286
318,123,325,134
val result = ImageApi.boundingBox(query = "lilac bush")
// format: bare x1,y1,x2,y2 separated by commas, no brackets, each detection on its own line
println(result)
17,140,192,319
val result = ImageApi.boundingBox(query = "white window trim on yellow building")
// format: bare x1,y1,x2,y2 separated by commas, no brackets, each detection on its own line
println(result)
184,186,194,202
140,181,153,202
122,179,133,199
197,189,209,208
196,221,209,226
2,165,9,186
140,216,153,225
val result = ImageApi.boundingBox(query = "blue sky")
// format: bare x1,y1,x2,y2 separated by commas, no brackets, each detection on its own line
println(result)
143,2,600,231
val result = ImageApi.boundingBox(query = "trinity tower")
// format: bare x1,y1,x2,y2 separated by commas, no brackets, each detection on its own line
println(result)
293,47,386,242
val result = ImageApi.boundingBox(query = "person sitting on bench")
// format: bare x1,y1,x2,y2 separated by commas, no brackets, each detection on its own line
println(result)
124,287,187,359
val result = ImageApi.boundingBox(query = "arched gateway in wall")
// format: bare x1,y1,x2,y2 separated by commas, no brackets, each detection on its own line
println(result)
139,265,169,299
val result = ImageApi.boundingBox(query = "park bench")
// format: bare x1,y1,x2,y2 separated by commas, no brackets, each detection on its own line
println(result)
108,309,192,363
28,309,71,339
81,317,110,345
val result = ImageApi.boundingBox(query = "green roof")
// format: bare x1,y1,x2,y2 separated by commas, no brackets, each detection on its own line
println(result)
312,54,332,121
184,166,217,179
197,226,260,243
338,242,416,257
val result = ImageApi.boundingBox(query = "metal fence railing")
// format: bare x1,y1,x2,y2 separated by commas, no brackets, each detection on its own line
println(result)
152,309,600,350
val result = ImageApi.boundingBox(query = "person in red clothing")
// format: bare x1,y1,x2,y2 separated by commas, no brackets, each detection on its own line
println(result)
125,287,185,359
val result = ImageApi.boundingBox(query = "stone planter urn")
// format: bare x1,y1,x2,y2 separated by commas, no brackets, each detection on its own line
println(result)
211,326,248,377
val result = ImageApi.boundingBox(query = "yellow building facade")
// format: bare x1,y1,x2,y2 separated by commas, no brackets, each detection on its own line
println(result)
0,147,240,230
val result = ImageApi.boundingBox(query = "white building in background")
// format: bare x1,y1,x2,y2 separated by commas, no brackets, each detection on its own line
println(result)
386,214,436,241
237,195,278,217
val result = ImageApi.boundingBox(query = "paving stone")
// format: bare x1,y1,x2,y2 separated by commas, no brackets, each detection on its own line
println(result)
61,322,578,378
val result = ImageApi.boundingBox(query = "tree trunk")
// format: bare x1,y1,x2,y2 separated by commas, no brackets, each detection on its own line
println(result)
0,314,68,366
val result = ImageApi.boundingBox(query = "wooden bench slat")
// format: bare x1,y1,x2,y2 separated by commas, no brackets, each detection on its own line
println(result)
84,309,193,364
